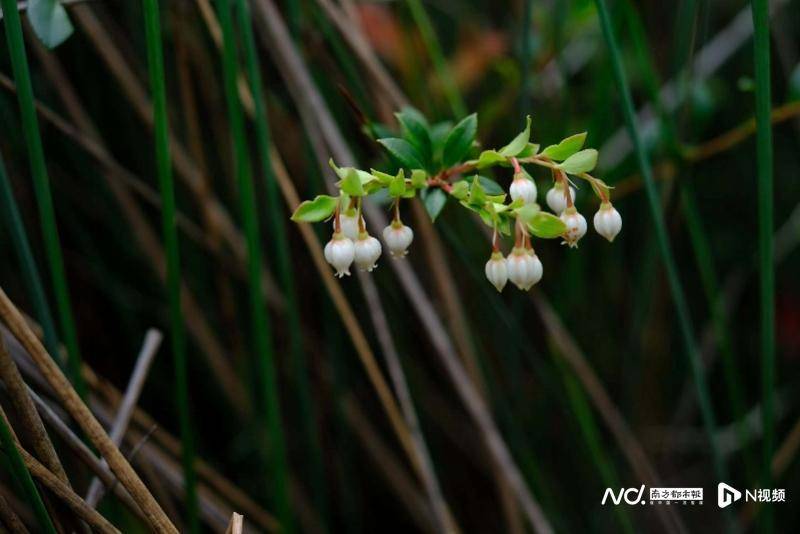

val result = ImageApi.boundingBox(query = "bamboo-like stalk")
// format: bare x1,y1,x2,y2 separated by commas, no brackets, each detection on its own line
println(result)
0,286,177,532
233,0,329,520
404,0,466,117
592,0,728,486
215,0,292,529
0,337,70,485
0,407,55,533
0,0,86,397
140,0,199,530
750,0,774,531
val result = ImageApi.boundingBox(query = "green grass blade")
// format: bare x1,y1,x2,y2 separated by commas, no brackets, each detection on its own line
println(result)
518,0,534,115
0,408,56,534
0,0,86,397
0,152,60,363
554,353,634,534
750,0,774,530
681,183,756,482
405,0,466,117
216,0,292,529
620,0,754,487
235,0,329,524
140,0,198,531
592,0,728,486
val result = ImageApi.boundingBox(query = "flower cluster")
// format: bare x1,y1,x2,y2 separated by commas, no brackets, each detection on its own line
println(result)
321,202,414,277
291,110,621,292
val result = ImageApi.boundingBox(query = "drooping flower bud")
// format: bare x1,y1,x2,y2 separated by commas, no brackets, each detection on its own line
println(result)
324,231,355,277
506,247,543,290
334,210,360,240
593,201,622,242
353,232,382,272
560,207,587,248
545,182,576,214
382,221,414,258
509,173,538,204
484,251,508,292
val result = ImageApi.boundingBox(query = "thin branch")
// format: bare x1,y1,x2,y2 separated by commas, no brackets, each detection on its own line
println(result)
251,1,551,530
85,329,161,507
0,406,120,534
0,287,177,533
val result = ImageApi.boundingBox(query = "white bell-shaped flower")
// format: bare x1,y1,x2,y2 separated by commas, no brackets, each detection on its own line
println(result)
506,247,543,291
593,201,622,242
484,251,508,292
545,183,576,214
509,173,538,204
353,232,382,272
334,210,360,240
324,231,355,278
560,207,587,248
382,222,414,257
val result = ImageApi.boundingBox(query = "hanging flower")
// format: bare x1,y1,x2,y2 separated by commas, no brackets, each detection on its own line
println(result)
593,201,622,242
324,231,355,277
506,247,543,290
353,232,382,272
334,211,360,240
546,182,576,214
560,207,587,248
485,251,508,292
509,173,538,204
382,222,414,257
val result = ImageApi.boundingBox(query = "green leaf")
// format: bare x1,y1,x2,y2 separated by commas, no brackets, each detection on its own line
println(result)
467,175,504,195
377,138,425,169
467,176,486,205
339,168,365,196
442,113,477,167
411,169,427,188
396,108,432,167
527,211,567,238
423,188,447,221
290,195,338,222
515,203,541,224
499,115,531,157
517,143,540,158
26,0,73,49
474,150,509,169
370,169,395,185
450,180,469,200
389,170,406,197
541,132,587,161
559,149,598,175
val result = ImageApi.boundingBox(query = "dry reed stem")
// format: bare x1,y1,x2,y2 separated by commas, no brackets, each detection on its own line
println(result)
252,1,552,530
70,5,284,311
341,397,438,533
225,512,244,534
85,329,161,507
0,337,69,485
0,288,176,533
357,274,459,533
269,147,422,475
0,406,120,534
0,492,29,533
0,55,252,417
